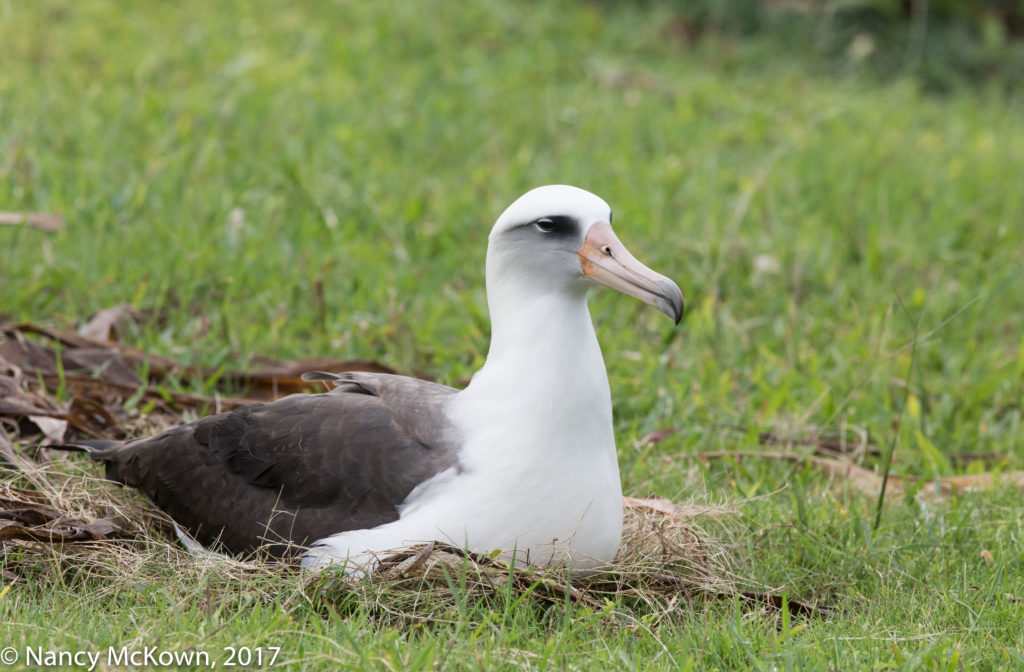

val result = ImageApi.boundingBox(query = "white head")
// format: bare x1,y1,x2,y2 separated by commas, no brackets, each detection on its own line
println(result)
486,185,684,322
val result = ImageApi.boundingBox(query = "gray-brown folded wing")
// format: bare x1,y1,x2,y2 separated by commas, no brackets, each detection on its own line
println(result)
90,373,460,557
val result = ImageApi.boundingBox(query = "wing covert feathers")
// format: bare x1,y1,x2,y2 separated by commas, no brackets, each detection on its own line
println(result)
90,373,460,558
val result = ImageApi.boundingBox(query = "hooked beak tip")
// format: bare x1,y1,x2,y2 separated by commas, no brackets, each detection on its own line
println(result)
577,221,685,326
655,279,685,325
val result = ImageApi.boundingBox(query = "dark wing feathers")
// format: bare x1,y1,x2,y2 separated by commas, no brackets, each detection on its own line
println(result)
89,373,460,558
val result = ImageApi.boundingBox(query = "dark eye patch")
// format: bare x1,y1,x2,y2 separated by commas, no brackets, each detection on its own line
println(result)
530,215,578,239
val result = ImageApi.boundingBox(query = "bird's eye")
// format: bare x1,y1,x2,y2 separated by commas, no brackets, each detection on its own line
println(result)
534,218,556,234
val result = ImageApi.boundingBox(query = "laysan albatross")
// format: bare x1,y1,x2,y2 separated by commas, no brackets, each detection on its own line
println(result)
71,185,684,574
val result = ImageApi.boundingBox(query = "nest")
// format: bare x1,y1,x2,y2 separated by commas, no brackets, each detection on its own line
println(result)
0,441,742,623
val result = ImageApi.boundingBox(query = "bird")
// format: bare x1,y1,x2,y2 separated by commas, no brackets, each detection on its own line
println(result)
67,185,684,574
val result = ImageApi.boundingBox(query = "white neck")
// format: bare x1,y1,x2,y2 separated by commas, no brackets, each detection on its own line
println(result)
470,278,608,401
452,267,617,472
438,268,622,566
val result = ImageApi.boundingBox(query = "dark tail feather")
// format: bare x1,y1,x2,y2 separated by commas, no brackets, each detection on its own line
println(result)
51,440,122,456
51,440,128,484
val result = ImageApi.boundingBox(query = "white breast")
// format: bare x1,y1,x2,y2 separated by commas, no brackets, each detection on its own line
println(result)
302,295,624,574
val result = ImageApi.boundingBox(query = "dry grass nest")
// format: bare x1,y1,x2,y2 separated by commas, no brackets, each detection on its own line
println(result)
0,443,751,623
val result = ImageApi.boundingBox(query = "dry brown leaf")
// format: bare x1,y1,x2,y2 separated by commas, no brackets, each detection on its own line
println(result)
697,450,1024,499
1,322,397,402
25,371,260,416
936,471,1024,492
81,517,123,539
27,415,67,444
0,335,144,388
0,489,124,544
0,394,56,417
0,321,405,442
0,496,64,524
0,427,37,472
78,303,140,342
220,356,397,400
638,428,679,447
6,322,181,377
697,451,889,497
623,495,682,518
66,396,120,435
0,517,122,543
0,211,63,232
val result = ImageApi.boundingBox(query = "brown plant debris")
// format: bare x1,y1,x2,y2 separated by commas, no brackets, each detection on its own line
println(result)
0,211,64,232
0,316,399,440
697,450,1024,499
0,492,122,543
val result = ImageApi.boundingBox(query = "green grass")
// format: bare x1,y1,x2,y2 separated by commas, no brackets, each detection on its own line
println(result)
2,0,1024,669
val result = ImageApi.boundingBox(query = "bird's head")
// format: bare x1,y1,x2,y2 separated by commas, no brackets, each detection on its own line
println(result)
487,185,684,323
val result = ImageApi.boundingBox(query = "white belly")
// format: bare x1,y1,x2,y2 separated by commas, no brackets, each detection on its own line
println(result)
302,368,623,574
303,292,625,574
302,458,622,574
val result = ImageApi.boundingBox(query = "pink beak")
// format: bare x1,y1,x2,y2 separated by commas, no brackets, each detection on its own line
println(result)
578,221,684,324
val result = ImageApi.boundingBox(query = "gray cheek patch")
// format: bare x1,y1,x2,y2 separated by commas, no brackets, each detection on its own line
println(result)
505,216,584,250
535,215,581,242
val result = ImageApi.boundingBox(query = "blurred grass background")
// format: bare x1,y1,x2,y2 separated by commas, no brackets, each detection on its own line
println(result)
1,0,1023,668
646,0,1024,90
